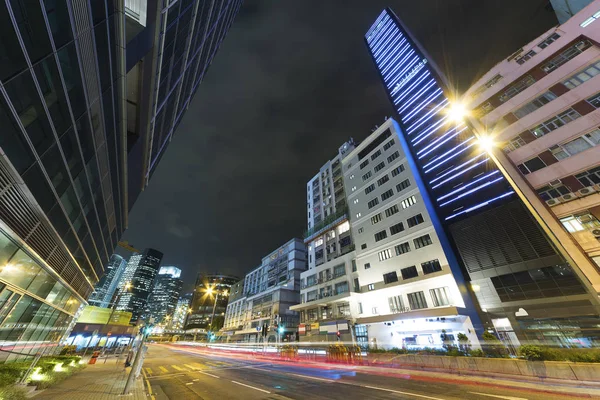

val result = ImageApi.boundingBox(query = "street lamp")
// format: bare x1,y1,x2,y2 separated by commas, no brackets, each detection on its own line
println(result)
206,286,229,341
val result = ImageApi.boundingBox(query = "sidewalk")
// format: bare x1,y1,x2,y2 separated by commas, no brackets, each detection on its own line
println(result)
32,356,149,400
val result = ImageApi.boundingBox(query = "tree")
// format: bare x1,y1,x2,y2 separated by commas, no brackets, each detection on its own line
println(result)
481,331,509,358
209,315,224,332
457,332,470,354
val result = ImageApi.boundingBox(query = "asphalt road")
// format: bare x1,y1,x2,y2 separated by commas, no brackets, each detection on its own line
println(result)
142,344,582,400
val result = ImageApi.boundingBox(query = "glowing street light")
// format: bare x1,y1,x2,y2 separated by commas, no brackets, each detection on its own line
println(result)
447,101,467,122
477,135,496,152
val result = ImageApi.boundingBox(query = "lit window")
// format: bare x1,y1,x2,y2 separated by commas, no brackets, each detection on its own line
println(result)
561,216,585,232
368,284,375,291
350,174,355,180
353,199,359,204
401,195,417,209
356,213,362,218
378,249,392,261
351,186,356,192
337,221,350,235
358,227,364,234
314,238,324,247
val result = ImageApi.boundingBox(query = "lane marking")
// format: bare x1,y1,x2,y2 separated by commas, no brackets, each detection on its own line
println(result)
285,372,334,383
185,382,193,386
198,371,220,379
144,367,153,375
142,366,156,400
172,365,185,371
362,385,446,400
468,393,528,400
159,366,169,373
193,379,200,382
184,364,197,370
231,380,271,394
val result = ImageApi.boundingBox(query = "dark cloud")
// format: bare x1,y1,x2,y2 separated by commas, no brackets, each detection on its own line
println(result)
121,1,557,289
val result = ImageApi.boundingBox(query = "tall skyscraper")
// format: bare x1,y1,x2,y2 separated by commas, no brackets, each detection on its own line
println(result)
146,266,183,324
169,292,193,330
365,8,600,346
186,274,239,330
88,254,127,307
115,248,163,322
0,0,242,357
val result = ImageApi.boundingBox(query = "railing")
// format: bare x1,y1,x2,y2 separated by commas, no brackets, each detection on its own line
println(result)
304,207,348,242
301,271,347,289
303,289,350,304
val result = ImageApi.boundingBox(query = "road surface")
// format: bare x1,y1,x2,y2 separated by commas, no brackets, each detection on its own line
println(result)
142,344,583,400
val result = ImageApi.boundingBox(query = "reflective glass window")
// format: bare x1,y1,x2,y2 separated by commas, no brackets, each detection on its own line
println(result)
34,54,72,137
57,42,86,119
0,232,18,266
43,0,72,48
9,0,53,63
27,268,56,299
0,3,27,81
0,250,41,289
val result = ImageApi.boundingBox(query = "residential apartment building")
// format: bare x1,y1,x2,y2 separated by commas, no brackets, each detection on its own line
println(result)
222,239,307,342
145,266,183,324
0,0,242,358
88,254,127,308
222,280,246,337
345,120,479,349
365,8,600,348
186,274,239,330
115,248,163,322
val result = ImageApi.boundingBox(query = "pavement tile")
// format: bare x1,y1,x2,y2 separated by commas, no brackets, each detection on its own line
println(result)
33,357,148,400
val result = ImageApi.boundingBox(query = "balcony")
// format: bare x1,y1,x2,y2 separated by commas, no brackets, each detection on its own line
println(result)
301,271,347,289
304,206,348,243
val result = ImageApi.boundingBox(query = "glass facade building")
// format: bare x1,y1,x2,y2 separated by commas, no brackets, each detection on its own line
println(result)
115,248,163,322
365,8,600,346
186,274,239,330
0,0,241,358
145,266,183,324
88,254,126,308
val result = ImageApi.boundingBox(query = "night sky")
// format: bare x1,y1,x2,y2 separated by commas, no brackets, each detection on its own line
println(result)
120,1,558,290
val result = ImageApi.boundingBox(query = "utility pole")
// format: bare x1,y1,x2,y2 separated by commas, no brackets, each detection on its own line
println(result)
122,318,152,395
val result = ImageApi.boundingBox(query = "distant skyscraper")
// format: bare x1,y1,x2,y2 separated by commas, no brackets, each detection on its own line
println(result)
115,248,163,322
170,292,193,330
146,266,183,324
365,8,600,346
88,255,127,308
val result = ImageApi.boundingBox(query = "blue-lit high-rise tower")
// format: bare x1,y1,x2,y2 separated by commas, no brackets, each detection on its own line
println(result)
366,9,600,347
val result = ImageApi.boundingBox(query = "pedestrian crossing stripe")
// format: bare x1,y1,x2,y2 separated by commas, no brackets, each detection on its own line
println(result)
184,364,197,370
144,367,153,375
172,365,185,371
159,366,169,373
191,362,204,369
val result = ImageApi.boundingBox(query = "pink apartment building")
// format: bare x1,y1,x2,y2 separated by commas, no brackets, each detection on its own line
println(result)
466,1,600,280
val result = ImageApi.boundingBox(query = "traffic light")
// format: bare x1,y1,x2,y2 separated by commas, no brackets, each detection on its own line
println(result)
278,326,284,334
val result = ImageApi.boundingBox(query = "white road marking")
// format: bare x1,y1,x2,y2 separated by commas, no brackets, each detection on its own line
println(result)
193,379,200,382
172,365,185,371
362,385,446,400
287,373,335,383
197,371,220,379
468,392,528,400
231,380,271,394
184,364,197,370
185,382,193,386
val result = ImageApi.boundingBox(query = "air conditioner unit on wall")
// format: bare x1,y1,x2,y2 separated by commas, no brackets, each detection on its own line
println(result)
546,198,562,206
592,229,600,238
577,187,595,197
593,184,600,192
560,193,577,202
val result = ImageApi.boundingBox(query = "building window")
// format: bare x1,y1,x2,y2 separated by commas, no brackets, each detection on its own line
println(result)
407,213,424,227
349,174,354,180
563,60,600,89
381,189,394,201
358,227,364,234
422,259,442,274
383,139,395,150
401,195,417,209
378,249,392,261
374,162,385,172
351,186,356,192
530,108,581,138
356,213,362,218
407,291,428,310
360,159,369,169
518,156,547,175
430,287,451,307
388,295,405,313
391,164,405,177
352,260,357,272
499,75,535,102
401,265,418,280
396,179,410,192
370,150,381,161
550,129,600,160
362,171,372,181
390,222,404,235
314,238,324,247
371,213,382,225
537,32,560,49
587,91,600,108
513,91,557,119
358,302,363,314
383,271,398,284
335,281,349,295
385,204,399,217
368,198,380,209
560,216,585,232
537,182,571,200
414,234,433,249
364,263,371,270
472,74,503,98
374,230,388,242
395,242,410,255
515,50,536,65
371,307,378,314
367,284,375,291
377,175,390,186
365,183,375,194
361,243,367,250
575,166,600,186
387,151,400,163
541,40,592,73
